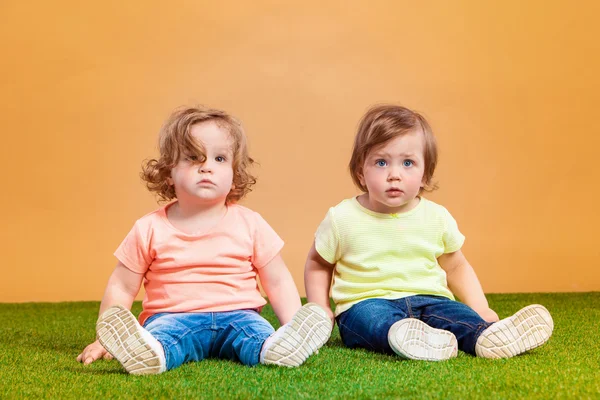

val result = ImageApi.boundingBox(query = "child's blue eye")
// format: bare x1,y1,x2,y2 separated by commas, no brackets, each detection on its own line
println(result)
403,160,414,167
376,159,387,167
216,156,226,162
186,155,198,162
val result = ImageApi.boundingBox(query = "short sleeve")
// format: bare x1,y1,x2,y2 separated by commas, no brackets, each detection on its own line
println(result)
441,207,465,253
314,208,341,264
252,212,285,269
114,221,153,274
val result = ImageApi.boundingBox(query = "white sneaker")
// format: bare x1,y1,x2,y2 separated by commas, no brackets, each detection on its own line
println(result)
475,304,553,359
96,305,166,375
388,318,458,361
261,303,332,367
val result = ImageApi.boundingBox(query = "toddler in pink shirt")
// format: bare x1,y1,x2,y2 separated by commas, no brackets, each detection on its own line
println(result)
77,106,331,374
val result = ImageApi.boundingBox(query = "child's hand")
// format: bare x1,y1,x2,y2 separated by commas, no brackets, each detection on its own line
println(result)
76,340,113,365
478,307,500,322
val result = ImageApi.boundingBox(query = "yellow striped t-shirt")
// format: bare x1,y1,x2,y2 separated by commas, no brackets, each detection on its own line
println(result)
314,196,464,316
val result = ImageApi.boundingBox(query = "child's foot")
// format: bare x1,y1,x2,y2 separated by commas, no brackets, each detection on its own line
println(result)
261,303,332,367
96,305,166,375
388,318,458,361
475,304,553,359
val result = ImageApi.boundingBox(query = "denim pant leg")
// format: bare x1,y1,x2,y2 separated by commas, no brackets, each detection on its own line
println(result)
211,310,274,366
143,312,213,371
412,295,492,355
337,299,410,354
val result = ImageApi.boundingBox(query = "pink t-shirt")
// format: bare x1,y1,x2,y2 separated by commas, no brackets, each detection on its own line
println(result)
114,202,284,325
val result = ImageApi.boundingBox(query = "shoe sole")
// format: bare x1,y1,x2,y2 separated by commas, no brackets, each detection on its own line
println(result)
96,305,162,375
388,318,458,361
475,304,553,359
262,303,332,367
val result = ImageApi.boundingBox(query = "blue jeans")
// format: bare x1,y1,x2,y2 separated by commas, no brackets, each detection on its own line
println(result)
143,309,274,370
336,295,493,355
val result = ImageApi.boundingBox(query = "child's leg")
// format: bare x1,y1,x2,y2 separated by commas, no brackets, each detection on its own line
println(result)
337,298,457,361
143,311,213,370
213,303,332,367
336,299,399,353
475,305,553,359
210,309,274,366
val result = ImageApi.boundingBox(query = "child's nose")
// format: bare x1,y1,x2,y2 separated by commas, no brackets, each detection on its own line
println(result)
198,162,213,173
388,168,401,181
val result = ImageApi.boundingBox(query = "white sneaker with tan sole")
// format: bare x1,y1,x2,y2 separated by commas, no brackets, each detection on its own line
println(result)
388,318,458,361
261,303,332,367
97,305,166,375
475,304,553,359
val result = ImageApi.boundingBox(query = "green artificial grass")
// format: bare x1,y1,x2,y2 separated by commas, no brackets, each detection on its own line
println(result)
0,293,598,399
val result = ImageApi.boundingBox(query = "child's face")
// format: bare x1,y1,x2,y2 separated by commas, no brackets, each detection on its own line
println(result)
359,128,426,214
168,121,234,206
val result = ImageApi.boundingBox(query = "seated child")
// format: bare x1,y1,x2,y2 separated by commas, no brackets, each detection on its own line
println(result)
304,104,553,360
77,105,332,374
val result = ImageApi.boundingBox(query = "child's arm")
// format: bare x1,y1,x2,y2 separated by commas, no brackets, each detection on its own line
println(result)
76,261,144,365
257,253,303,325
304,242,335,325
438,250,499,322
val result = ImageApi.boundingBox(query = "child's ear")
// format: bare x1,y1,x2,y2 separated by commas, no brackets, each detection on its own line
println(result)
357,168,365,187
167,177,174,186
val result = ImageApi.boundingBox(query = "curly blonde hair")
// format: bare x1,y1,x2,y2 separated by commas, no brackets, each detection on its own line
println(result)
349,104,439,194
141,106,256,203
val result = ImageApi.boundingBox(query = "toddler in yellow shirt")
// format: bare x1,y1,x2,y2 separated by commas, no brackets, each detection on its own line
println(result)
304,104,553,360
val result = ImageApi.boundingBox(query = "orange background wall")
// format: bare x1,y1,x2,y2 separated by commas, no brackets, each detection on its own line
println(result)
1,1,598,302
